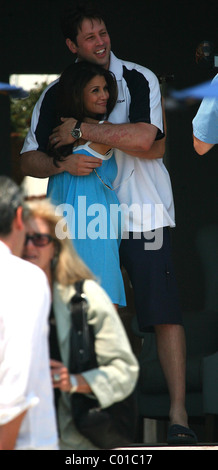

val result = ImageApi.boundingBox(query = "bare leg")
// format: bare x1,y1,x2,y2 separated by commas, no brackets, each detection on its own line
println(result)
154,323,188,427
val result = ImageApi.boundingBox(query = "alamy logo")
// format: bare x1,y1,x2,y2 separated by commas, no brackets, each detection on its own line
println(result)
55,196,164,250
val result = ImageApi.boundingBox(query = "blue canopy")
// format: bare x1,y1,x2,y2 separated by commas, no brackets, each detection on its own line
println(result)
0,82,28,98
171,80,218,100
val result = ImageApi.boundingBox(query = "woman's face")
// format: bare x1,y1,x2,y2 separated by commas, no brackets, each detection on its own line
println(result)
83,75,109,117
23,216,55,276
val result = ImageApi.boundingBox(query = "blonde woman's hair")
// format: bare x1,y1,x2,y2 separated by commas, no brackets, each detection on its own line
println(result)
26,197,94,286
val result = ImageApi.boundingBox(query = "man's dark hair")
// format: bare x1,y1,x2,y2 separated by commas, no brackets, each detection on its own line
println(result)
48,61,117,164
60,0,107,44
0,176,27,235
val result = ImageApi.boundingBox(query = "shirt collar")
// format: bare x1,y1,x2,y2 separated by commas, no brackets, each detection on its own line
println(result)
0,240,11,254
75,51,123,80
109,52,123,80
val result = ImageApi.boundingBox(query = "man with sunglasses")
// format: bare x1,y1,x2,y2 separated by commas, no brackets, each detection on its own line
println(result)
20,1,196,444
0,176,58,450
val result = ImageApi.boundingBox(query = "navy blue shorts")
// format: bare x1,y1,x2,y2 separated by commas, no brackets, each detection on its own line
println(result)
119,227,183,331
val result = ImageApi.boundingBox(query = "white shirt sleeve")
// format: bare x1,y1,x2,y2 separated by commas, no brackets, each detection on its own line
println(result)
0,256,51,425
192,74,218,144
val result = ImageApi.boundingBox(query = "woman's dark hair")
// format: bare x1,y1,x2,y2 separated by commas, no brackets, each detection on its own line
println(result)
57,61,117,120
48,61,117,164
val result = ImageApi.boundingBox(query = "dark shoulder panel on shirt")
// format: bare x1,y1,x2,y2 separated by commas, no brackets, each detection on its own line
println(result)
123,66,151,124
35,81,59,152
123,66,164,140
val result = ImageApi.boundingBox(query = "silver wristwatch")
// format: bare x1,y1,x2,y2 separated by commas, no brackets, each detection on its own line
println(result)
71,120,82,140
69,374,78,394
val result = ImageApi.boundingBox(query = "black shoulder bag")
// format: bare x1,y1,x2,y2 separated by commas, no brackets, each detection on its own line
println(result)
68,280,138,449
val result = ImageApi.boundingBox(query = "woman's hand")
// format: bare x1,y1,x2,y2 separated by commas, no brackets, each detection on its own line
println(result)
50,359,92,394
50,358,72,392
58,153,102,176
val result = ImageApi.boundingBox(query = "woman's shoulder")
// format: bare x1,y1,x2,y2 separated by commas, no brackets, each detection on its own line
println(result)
53,279,107,303
73,142,113,160
83,279,113,304
53,279,116,316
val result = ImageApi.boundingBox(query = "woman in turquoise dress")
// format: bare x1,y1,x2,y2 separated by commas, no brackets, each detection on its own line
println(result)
47,61,126,308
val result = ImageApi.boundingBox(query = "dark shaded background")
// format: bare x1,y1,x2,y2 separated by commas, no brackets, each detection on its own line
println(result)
0,0,217,312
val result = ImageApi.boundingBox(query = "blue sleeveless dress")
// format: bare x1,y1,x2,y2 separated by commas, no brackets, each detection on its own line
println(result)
47,142,126,307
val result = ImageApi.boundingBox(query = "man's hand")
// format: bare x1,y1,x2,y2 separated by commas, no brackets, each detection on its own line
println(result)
193,134,215,155
20,150,102,178
60,153,102,175
49,117,77,147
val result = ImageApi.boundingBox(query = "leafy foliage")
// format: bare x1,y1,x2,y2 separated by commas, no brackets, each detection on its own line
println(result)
10,82,48,140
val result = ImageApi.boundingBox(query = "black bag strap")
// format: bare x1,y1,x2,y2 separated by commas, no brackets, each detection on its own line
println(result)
69,280,87,329
69,280,97,374
74,280,84,295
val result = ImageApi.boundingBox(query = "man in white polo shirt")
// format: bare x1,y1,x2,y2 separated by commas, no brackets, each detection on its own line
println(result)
0,176,58,450
20,0,197,444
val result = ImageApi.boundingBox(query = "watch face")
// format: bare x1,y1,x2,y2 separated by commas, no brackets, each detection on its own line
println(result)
71,128,82,139
72,129,80,138
71,121,82,139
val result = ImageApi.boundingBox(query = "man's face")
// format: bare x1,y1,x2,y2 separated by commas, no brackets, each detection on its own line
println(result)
68,18,111,69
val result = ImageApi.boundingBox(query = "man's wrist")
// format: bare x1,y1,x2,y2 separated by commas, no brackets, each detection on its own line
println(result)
71,120,83,140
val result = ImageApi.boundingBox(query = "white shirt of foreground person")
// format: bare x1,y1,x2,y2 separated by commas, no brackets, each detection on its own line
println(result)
0,241,59,450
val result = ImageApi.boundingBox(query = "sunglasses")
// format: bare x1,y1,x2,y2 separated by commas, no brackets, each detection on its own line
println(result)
25,233,55,247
